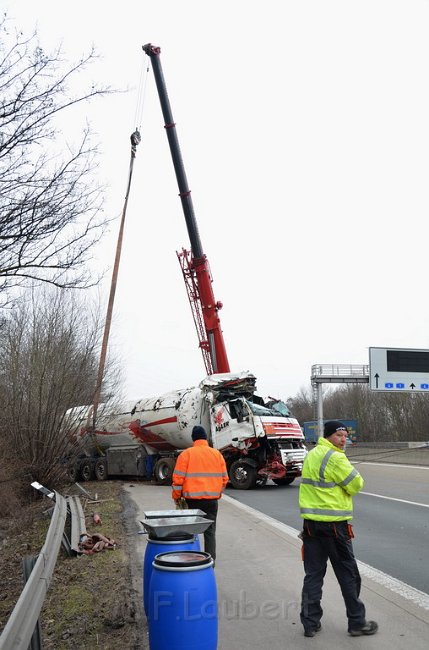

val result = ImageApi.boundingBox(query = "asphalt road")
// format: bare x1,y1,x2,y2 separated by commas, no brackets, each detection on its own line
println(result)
225,461,429,594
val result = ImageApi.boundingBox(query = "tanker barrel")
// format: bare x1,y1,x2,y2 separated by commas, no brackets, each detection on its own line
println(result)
143,43,204,260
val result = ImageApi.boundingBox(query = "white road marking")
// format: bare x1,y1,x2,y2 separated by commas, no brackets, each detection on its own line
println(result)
223,494,429,611
354,461,429,470
360,491,429,508
358,561,429,611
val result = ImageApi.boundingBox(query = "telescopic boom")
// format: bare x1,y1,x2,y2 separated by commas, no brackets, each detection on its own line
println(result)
142,43,230,374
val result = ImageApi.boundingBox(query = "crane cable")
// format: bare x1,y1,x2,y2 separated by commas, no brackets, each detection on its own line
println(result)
134,54,149,132
91,56,149,428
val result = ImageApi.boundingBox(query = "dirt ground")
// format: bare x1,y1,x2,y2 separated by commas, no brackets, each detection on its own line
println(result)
0,480,148,649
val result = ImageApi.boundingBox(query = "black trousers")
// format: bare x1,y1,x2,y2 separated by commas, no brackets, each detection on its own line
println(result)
185,498,218,561
300,520,366,632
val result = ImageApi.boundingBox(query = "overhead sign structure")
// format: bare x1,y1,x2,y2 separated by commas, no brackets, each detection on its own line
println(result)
369,347,429,392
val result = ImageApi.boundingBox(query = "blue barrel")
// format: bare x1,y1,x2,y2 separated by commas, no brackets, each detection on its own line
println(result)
148,551,217,650
143,535,200,616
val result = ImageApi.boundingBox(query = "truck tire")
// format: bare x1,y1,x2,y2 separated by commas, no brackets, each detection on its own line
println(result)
154,457,176,485
273,477,295,486
79,459,94,482
94,458,107,481
67,463,79,482
229,460,257,490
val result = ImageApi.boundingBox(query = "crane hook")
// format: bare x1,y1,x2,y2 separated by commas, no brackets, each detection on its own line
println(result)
130,129,141,156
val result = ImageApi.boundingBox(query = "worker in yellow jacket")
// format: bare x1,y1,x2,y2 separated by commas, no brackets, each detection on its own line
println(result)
172,425,228,562
299,420,378,638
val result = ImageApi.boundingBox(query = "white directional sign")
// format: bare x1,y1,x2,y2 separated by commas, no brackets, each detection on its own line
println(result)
369,347,429,392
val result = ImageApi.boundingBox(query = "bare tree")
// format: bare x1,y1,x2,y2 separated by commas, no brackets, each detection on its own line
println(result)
0,18,113,300
287,387,315,425
318,383,429,442
0,287,121,487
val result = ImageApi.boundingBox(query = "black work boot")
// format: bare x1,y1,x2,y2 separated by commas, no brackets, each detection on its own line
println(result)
304,622,322,637
349,621,378,636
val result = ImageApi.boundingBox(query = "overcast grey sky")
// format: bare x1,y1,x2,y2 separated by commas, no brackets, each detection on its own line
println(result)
5,1,429,402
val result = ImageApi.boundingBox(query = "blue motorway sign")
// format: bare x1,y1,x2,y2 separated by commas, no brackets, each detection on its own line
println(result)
369,347,429,392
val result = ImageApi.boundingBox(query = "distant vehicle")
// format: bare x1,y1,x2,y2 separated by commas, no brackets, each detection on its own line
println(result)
303,420,358,444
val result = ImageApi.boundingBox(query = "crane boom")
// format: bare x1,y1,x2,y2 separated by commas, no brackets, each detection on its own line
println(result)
143,43,230,374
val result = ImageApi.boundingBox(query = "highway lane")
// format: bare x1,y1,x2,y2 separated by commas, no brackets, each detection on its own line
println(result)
225,462,429,594
356,461,429,505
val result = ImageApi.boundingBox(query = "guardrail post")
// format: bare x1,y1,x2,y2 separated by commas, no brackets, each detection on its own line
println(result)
0,491,67,650
22,557,42,650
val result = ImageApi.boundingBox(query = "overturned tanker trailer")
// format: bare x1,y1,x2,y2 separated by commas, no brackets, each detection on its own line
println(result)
67,371,307,489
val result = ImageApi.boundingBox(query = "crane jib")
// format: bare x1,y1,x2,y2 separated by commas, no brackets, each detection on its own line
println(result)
142,43,203,260
142,42,230,374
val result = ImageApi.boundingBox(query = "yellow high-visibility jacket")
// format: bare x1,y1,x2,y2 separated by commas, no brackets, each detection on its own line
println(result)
172,439,229,501
299,437,364,521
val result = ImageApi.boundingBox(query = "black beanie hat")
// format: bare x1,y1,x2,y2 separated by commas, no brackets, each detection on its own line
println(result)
192,425,207,441
324,420,347,437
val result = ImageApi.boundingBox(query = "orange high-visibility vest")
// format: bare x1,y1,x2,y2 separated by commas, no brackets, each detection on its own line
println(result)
172,439,228,500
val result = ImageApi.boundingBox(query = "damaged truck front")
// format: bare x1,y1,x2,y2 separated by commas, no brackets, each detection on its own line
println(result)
67,371,307,489
200,373,307,488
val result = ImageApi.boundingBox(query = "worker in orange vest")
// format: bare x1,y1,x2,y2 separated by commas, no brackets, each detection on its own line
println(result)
172,425,228,562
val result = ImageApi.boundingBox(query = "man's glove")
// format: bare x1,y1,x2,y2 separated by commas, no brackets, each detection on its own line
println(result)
175,497,188,510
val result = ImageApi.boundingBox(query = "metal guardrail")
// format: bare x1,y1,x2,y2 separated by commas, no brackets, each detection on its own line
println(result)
22,557,42,650
0,492,67,650
66,495,87,554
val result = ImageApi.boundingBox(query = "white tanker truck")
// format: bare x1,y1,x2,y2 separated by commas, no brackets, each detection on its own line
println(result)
67,371,307,489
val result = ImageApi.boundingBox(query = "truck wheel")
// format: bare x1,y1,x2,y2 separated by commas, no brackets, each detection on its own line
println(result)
154,457,176,485
229,460,257,490
79,459,94,482
67,463,79,482
273,477,295,486
94,459,107,481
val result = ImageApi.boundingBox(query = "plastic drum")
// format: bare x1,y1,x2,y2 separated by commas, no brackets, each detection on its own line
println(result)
148,550,217,650
143,534,200,616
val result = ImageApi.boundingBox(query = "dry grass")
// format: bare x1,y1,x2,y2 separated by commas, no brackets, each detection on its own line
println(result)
0,480,146,650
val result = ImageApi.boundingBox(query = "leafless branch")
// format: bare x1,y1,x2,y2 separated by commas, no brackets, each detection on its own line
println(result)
0,17,116,299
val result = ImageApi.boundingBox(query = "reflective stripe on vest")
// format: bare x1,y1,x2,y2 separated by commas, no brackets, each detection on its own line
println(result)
302,467,359,489
174,470,227,478
300,507,353,517
182,490,221,498
301,478,337,488
339,468,359,487
320,449,335,477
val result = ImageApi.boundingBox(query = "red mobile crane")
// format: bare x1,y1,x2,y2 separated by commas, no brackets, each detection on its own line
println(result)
65,45,308,488
142,44,230,376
